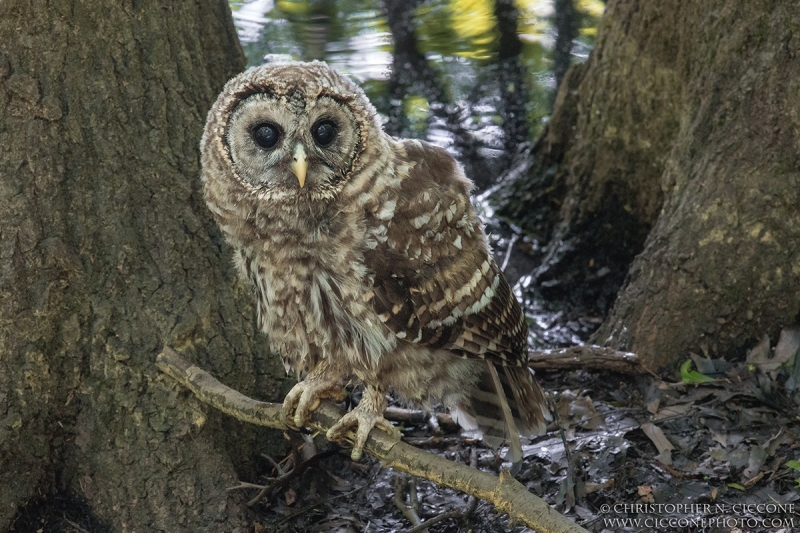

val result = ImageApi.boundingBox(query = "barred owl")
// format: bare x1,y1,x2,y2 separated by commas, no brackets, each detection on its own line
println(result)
201,61,550,462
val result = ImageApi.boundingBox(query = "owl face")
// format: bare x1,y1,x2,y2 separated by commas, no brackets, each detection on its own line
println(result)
214,62,380,203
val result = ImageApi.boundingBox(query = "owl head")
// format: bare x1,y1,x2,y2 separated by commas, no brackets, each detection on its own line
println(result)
201,61,384,204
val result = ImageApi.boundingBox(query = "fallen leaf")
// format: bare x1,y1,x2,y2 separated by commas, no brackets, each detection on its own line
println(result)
711,431,727,447
646,398,660,414
786,460,800,472
641,423,674,465
742,445,767,479
573,505,595,520
690,352,717,375
710,447,727,461
571,395,605,430
774,327,800,370
746,334,776,371
680,360,714,383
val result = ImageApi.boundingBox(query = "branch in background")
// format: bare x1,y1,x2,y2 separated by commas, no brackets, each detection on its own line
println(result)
529,345,644,375
384,406,458,432
156,347,587,533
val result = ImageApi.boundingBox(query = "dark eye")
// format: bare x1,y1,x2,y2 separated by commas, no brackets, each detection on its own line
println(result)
252,123,280,149
312,120,337,147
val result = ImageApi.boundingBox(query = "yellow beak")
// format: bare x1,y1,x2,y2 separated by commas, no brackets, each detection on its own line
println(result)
291,143,308,188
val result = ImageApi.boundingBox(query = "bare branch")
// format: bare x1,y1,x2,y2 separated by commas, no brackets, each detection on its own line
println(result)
402,510,462,533
529,345,644,374
156,347,588,533
384,406,458,431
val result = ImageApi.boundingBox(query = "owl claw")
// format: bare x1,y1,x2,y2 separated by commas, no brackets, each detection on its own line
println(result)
326,389,401,461
281,379,347,429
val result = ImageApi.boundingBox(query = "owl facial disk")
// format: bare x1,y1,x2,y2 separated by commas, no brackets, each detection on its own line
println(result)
291,143,308,188
223,88,367,201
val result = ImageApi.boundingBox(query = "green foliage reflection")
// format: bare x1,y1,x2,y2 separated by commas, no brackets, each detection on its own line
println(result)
229,0,603,146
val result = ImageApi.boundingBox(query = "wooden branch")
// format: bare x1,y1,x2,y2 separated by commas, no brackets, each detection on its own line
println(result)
384,406,458,431
529,345,643,374
156,347,587,533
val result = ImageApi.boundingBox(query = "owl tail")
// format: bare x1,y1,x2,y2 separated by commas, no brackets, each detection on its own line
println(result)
453,362,551,463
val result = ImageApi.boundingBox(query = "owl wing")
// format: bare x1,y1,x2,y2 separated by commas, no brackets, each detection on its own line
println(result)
363,140,529,369
363,140,549,457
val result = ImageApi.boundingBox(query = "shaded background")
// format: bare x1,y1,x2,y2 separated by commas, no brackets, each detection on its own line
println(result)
229,0,603,185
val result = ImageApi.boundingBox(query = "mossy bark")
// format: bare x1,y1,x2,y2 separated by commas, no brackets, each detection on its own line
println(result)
0,1,288,530
499,0,800,370
596,1,800,370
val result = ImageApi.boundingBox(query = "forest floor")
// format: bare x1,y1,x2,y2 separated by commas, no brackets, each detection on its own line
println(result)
237,208,800,533
239,334,800,533
9,327,800,533
9,197,800,533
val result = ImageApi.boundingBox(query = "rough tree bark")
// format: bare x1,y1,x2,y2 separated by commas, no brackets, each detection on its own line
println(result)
499,0,800,370
0,1,289,530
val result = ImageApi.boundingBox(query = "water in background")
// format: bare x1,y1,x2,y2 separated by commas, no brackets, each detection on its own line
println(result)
229,0,602,178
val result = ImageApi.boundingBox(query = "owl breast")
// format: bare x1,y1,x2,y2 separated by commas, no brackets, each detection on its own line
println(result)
234,206,396,377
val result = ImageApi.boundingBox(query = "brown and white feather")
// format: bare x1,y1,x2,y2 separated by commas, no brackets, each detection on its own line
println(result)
201,61,549,461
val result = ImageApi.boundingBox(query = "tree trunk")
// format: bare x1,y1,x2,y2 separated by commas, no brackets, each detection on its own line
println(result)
499,0,800,371
0,1,288,530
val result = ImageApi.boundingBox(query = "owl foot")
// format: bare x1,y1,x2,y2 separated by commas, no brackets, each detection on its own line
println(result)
326,387,401,461
281,379,348,429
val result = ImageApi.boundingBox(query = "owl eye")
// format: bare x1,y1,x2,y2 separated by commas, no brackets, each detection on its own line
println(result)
252,123,280,149
312,120,337,147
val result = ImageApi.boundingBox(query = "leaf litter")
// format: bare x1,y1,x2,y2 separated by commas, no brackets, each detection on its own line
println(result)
239,323,800,533
241,206,800,532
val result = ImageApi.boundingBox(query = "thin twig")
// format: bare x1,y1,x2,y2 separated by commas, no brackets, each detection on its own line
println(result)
464,447,479,517
403,510,462,533
400,447,480,533
246,450,336,507
384,406,458,431
63,518,91,533
403,436,480,448
275,479,372,529
227,481,268,491
409,480,420,516
393,475,428,532
261,453,287,476
501,233,519,272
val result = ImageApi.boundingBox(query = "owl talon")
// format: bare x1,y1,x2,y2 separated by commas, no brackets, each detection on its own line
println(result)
281,379,346,429
326,390,400,461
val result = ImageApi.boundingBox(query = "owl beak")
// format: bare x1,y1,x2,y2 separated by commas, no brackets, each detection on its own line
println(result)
291,143,308,188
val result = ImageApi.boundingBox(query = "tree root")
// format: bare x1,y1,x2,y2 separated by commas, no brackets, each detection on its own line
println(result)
156,347,588,533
